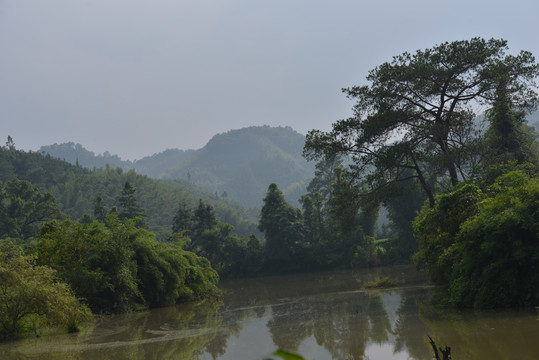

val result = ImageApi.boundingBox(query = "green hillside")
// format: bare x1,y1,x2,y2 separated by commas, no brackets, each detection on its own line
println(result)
165,126,314,207
38,143,196,178
134,148,196,178
40,126,315,207
0,145,260,240
38,142,131,169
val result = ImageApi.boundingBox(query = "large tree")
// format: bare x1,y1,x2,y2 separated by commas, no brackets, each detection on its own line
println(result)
93,196,107,222
259,183,304,268
190,199,218,250
484,76,539,166
304,38,538,207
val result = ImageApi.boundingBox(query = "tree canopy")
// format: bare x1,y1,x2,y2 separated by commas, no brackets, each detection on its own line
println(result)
300,38,539,308
304,38,538,207
36,217,220,312
413,170,539,308
0,242,87,339
173,199,264,278
259,183,304,268
0,144,260,241
0,179,62,240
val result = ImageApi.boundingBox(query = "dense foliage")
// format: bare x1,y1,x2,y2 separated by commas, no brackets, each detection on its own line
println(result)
414,170,538,308
0,242,88,340
259,183,305,269
413,184,486,284
0,179,62,241
257,180,377,272
0,144,259,240
0,152,223,337
2,37,538,325
36,216,220,313
173,200,264,278
453,171,538,307
300,37,539,308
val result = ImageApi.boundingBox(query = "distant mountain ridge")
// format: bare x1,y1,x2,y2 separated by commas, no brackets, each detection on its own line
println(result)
38,143,196,177
40,126,315,207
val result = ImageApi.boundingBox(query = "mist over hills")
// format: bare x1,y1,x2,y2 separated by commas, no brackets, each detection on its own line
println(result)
40,126,315,208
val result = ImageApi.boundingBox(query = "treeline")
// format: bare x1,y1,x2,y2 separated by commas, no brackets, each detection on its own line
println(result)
0,139,349,340
168,170,419,278
2,37,538,344
0,134,409,342
39,142,195,178
303,37,539,308
0,142,264,339
0,168,221,340
0,143,260,240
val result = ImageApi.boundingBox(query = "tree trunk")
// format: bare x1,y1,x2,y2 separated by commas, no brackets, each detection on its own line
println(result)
412,159,435,207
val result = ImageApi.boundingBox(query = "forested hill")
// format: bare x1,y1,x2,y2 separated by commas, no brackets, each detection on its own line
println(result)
40,126,315,207
0,146,260,240
37,143,196,178
165,126,315,207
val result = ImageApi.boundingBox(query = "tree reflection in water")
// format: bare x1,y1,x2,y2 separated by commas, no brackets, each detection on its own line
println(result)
393,289,433,359
3,266,538,359
267,290,407,360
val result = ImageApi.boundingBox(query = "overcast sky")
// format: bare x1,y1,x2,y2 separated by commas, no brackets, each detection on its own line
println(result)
1,0,538,160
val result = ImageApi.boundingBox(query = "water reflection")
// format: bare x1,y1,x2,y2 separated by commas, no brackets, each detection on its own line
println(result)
419,306,539,359
1,265,538,359
393,290,432,359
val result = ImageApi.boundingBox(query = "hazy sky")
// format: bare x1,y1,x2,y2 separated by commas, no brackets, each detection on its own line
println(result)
2,0,538,160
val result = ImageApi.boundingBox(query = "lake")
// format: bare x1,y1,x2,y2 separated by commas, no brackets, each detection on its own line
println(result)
1,265,538,359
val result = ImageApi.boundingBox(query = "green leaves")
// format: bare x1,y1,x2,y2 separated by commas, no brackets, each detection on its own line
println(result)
414,170,539,308
37,218,139,312
0,179,62,240
452,171,539,307
36,217,220,312
413,183,485,284
118,181,146,227
259,183,305,268
132,232,220,306
0,242,87,340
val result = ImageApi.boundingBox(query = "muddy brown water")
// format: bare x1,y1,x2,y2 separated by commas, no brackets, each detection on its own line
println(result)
1,265,538,359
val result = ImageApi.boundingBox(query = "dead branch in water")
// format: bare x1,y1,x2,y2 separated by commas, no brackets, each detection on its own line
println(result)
428,335,451,360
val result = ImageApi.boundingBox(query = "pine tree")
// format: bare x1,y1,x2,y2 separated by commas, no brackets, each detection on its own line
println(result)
191,199,217,237
485,77,538,165
94,196,107,222
172,200,192,234
259,183,303,266
118,182,145,227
